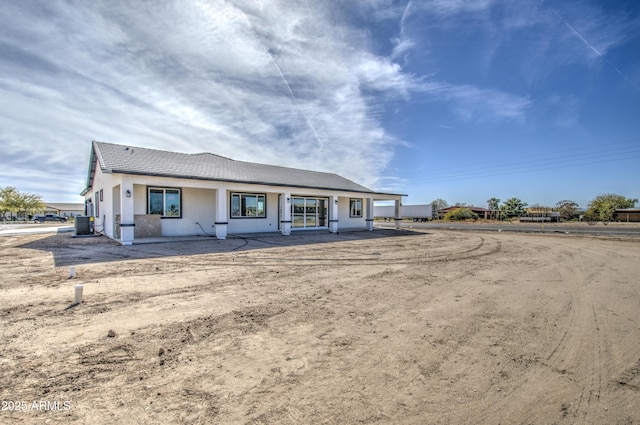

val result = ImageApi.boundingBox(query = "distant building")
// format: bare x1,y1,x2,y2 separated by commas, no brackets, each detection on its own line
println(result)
520,208,561,222
43,203,84,218
1,203,83,221
614,208,640,222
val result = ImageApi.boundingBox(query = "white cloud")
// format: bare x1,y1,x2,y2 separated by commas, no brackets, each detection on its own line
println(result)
441,84,531,123
407,79,531,124
0,0,423,200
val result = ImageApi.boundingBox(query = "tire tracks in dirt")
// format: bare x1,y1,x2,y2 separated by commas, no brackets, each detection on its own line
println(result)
472,236,640,425
467,237,614,425
3,230,639,424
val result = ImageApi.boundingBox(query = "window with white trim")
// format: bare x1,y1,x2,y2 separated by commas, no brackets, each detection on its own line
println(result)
350,198,363,217
148,187,181,217
231,193,266,218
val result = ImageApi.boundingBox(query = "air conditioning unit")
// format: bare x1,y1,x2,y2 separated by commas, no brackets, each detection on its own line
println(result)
74,216,94,236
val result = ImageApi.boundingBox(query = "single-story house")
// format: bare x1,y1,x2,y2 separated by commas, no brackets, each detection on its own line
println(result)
81,141,405,245
1,203,84,221
43,203,84,218
614,208,640,222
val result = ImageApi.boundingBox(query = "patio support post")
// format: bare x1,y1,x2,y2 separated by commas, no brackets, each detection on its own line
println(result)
214,189,228,240
120,179,134,246
366,197,374,231
280,192,291,235
329,195,339,233
394,199,402,230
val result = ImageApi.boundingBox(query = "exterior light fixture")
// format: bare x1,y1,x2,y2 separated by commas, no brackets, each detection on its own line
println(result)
334,199,338,204
126,190,132,198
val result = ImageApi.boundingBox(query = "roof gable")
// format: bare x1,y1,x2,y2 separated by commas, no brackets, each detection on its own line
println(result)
83,141,377,194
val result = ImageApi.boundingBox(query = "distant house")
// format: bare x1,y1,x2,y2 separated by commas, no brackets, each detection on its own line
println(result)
614,208,640,222
81,141,405,245
1,203,83,221
43,203,84,218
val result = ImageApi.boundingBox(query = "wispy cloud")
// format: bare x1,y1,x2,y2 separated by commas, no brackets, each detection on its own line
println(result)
391,1,415,62
0,0,423,199
442,85,532,123
405,0,633,84
386,0,637,130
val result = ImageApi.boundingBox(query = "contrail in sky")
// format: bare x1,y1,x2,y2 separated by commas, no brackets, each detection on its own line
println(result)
549,7,637,90
562,20,602,56
268,53,324,149
233,6,324,150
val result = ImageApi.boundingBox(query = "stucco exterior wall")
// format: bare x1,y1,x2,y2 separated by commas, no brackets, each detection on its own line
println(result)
131,185,216,236
337,197,368,229
227,192,280,234
162,187,216,236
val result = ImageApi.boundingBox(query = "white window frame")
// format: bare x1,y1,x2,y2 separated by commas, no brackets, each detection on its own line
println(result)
350,198,363,218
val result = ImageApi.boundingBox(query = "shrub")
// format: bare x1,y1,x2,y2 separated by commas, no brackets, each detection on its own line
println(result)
443,208,479,221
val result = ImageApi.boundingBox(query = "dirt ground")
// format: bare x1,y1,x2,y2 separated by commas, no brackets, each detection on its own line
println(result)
1,228,639,424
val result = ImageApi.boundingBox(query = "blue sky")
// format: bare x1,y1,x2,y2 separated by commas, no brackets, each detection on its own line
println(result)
1,0,638,209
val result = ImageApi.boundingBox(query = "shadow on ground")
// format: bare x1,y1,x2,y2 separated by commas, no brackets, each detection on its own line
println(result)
18,228,427,267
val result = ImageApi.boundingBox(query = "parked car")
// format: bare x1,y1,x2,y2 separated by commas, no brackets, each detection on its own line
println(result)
33,214,67,223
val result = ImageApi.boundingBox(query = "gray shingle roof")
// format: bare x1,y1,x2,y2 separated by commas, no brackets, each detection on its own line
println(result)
84,141,388,194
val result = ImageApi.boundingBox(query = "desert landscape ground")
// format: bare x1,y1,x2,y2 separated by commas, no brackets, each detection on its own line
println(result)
1,227,639,424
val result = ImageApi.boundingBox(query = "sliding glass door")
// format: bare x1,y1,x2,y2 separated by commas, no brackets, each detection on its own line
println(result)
292,197,328,229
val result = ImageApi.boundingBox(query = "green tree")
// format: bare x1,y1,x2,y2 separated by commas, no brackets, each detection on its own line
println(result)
586,194,637,223
20,192,45,217
487,197,500,210
0,186,45,220
0,186,20,220
555,200,580,221
501,197,528,218
443,207,478,221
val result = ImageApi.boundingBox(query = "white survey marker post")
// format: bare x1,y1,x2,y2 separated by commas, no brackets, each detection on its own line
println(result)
74,285,83,304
